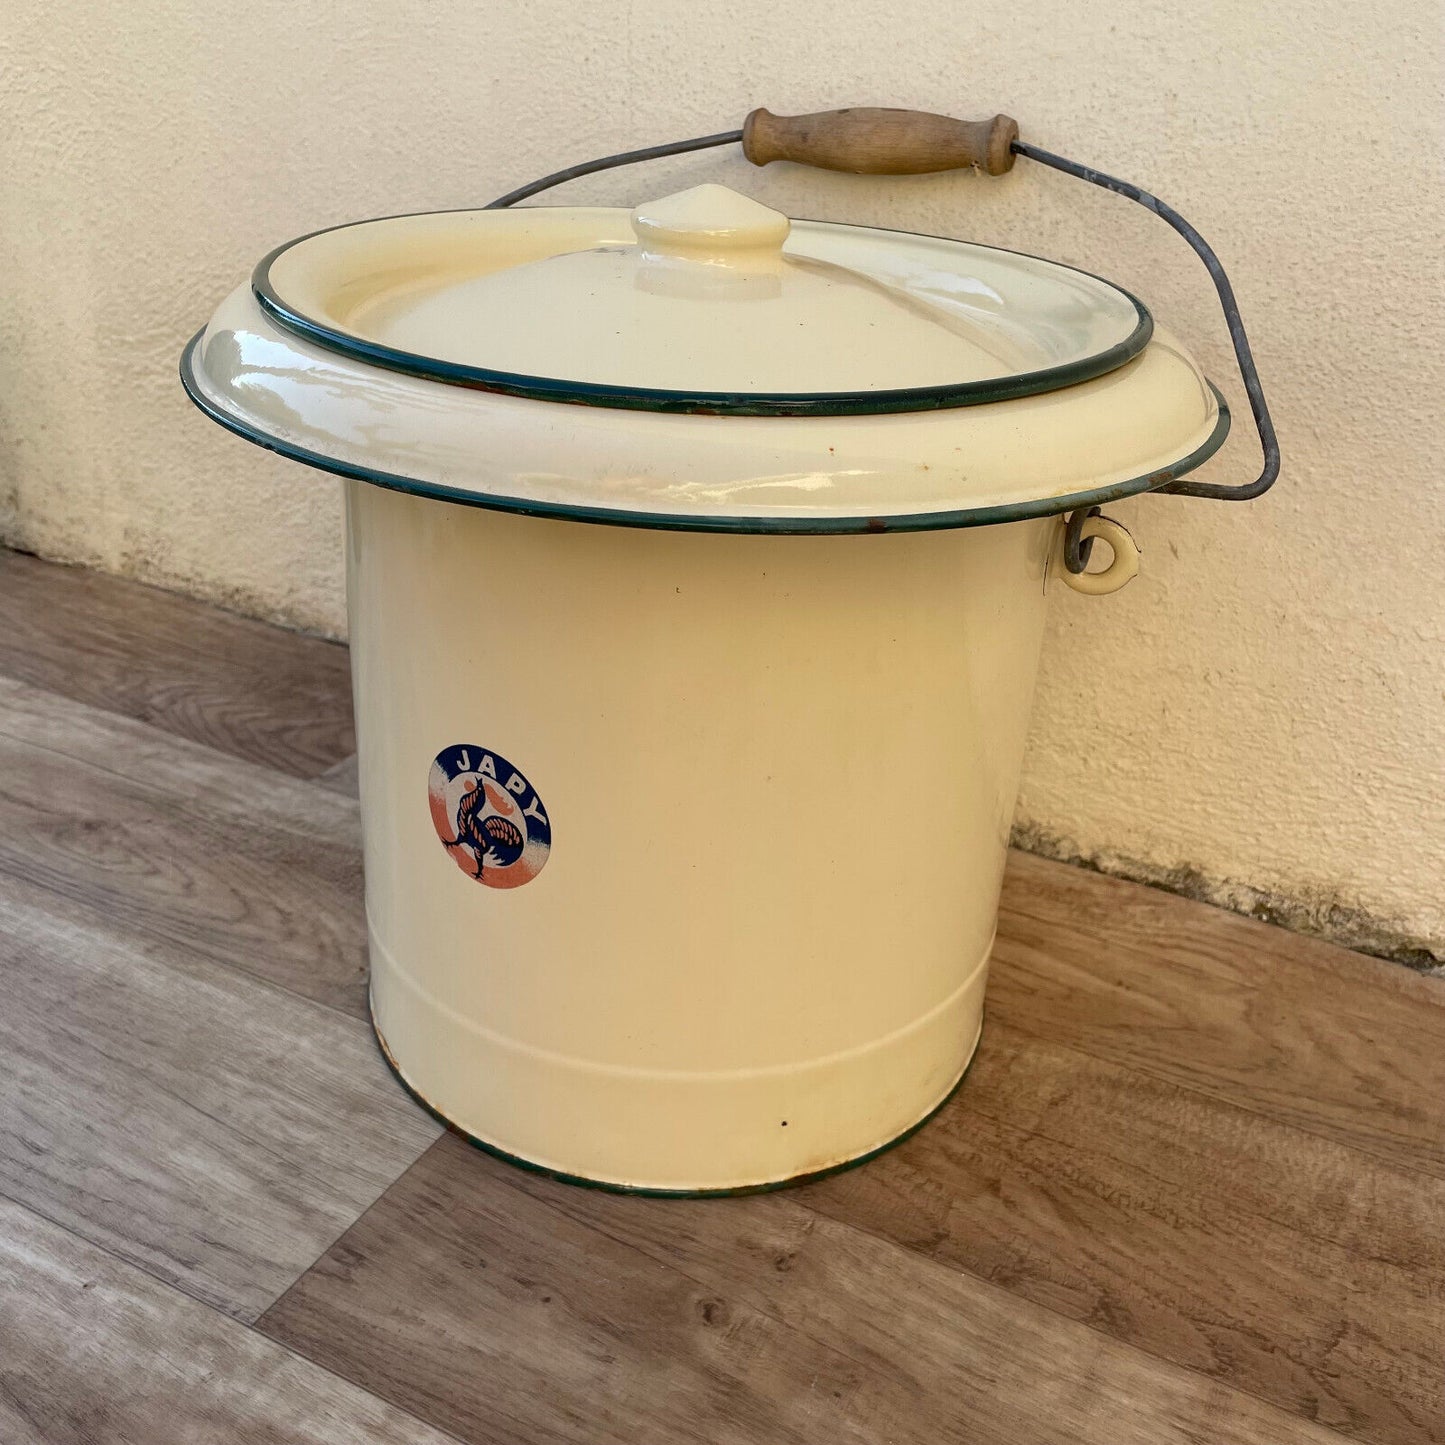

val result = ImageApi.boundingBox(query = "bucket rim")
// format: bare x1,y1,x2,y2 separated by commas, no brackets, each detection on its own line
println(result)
180,327,1230,535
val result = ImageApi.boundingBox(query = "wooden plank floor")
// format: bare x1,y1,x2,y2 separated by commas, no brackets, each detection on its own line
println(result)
0,546,1439,1445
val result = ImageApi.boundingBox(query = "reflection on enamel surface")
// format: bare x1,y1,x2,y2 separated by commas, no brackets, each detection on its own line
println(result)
627,470,874,507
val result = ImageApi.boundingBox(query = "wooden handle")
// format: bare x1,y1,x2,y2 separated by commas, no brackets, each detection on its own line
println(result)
742,107,1019,177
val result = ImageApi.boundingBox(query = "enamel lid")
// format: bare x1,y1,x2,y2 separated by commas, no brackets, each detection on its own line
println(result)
182,185,1231,531
253,183,1154,414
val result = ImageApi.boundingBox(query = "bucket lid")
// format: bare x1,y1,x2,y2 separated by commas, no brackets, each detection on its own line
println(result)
254,183,1154,416
182,185,1230,532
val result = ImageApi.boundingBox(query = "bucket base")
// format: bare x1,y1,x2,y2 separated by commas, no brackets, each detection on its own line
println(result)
370,1006,983,1199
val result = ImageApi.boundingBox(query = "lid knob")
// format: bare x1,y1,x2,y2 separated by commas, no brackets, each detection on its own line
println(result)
631,184,790,261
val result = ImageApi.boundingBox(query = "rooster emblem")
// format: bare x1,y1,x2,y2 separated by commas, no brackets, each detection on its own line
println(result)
447,778,526,879
428,744,551,890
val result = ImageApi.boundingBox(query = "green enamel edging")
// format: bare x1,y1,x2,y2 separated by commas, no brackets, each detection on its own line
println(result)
249,210,1154,417
179,329,1232,535
369,1006,984,1198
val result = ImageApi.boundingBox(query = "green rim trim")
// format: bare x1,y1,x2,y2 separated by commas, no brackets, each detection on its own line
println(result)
370,1005,983,1198
180,329,1232,535
250,208,1154,417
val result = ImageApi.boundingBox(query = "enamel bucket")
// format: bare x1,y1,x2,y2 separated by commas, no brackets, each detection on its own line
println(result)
182,106,1274,1192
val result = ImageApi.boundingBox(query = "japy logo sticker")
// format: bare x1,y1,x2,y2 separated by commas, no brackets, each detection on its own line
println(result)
428,744,550,889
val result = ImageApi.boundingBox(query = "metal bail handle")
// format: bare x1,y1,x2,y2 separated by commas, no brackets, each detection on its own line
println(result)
487,105,1279,513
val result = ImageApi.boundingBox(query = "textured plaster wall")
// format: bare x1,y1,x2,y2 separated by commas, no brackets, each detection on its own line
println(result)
2,1,1441,959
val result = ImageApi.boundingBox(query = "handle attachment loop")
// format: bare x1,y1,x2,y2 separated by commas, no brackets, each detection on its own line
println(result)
1057,510,1140,595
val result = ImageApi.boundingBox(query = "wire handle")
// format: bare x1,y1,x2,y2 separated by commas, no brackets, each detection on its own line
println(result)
1012,141,1277,502
487,109,1278,506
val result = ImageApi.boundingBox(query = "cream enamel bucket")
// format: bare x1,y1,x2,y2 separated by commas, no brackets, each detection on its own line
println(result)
354,495,1068,1190
182,105,1275,1192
